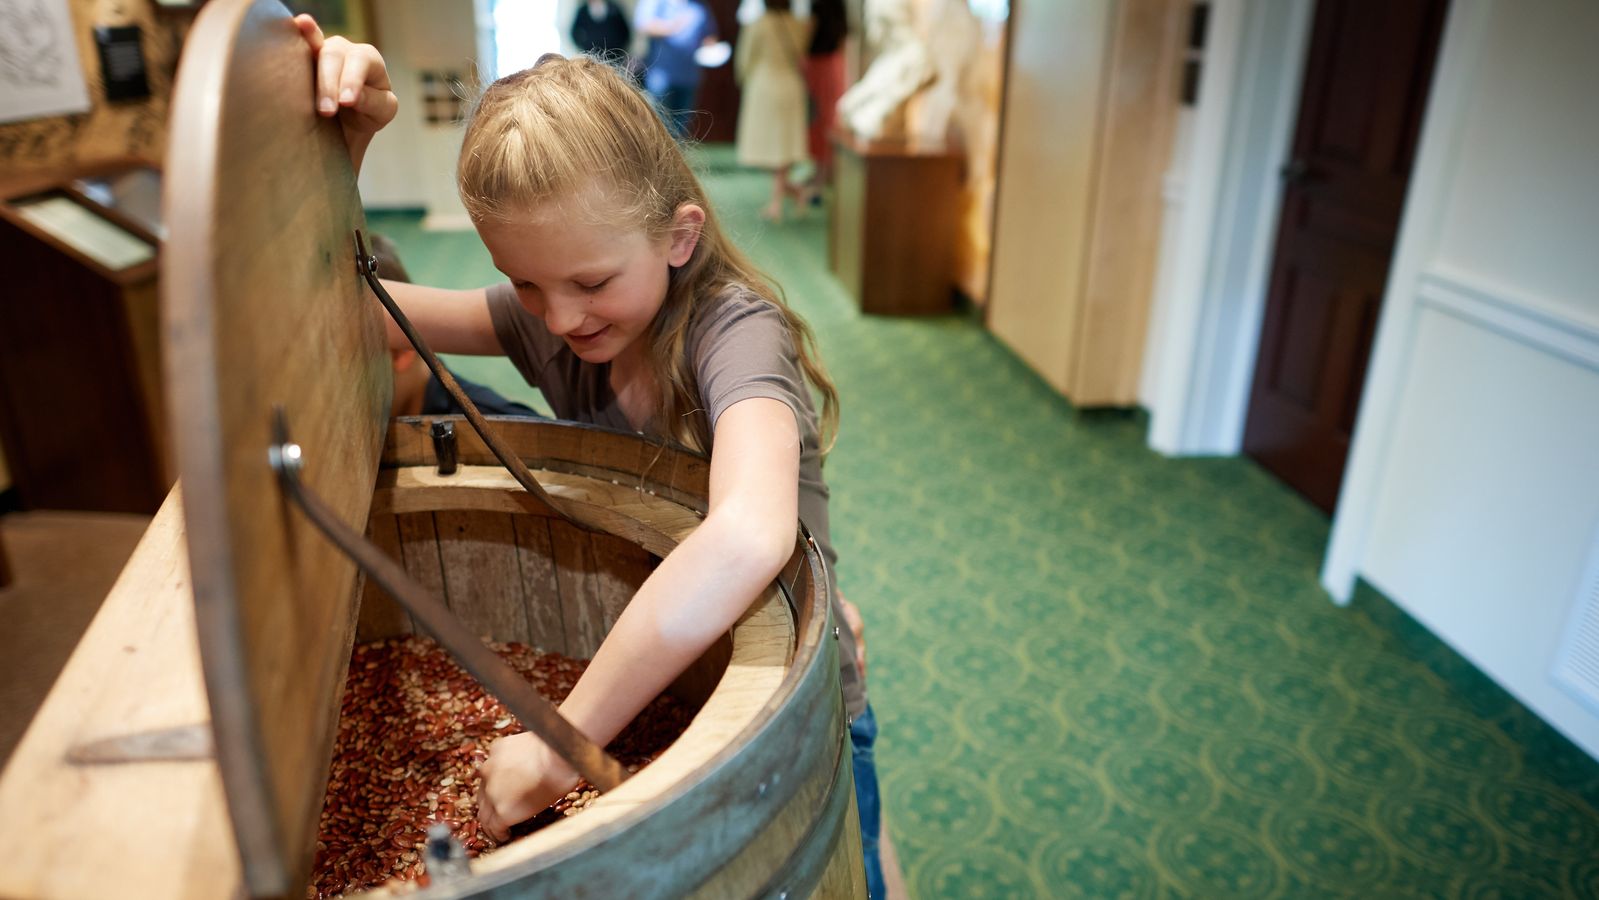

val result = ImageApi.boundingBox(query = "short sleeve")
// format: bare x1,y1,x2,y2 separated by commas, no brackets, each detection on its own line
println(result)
485,281,566,394
691,290,814,443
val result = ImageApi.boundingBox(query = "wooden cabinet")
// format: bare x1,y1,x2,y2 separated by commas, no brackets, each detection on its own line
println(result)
829,130,963,315
0,165,170,513
986,0,1186,406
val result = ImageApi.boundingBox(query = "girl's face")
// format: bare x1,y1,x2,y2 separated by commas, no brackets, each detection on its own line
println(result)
477,204,704,367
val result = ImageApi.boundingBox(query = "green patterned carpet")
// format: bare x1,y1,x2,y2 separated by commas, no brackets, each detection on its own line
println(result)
368,144,1599,898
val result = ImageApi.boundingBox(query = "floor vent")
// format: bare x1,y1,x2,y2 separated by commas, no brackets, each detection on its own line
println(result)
1553,529,1599,718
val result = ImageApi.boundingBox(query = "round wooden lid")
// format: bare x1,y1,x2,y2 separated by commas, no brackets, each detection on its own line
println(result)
162,0,390,894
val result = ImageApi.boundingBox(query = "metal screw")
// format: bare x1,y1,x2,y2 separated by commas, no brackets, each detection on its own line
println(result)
269,441,303,477
757,781,768,798
833,626,840,640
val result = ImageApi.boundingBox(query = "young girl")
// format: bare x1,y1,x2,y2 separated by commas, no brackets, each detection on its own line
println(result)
295,17,885,896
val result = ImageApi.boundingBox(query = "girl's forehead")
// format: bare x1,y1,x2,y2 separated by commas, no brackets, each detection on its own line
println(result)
497,188,656,238
483,206,638,243
478,211,660,274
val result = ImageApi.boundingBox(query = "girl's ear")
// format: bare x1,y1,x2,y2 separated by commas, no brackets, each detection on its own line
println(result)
667,204,706,267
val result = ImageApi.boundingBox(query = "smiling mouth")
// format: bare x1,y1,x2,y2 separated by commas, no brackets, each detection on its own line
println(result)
568,326,609,343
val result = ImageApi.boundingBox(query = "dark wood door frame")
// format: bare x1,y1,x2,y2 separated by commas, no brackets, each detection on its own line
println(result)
1243,0,1449,513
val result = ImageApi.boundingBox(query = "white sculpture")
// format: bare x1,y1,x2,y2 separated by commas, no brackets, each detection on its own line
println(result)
909,0,981,144
836,0,983,143
835,0,934,140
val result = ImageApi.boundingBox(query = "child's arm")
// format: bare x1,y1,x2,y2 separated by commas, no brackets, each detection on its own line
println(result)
295,15,397,176
374,282,502,355
477,396,802,840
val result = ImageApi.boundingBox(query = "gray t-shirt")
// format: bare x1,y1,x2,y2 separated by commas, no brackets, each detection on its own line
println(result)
487,281,866,716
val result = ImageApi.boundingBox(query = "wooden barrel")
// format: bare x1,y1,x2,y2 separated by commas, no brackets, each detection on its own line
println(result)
349,421,866,898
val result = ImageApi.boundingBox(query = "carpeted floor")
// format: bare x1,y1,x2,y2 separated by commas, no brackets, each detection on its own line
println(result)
368,144,1599,898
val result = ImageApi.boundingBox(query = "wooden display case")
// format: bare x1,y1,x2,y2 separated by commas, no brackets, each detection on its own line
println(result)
829,130,963,316
985,0,1186,406
0,163,169,514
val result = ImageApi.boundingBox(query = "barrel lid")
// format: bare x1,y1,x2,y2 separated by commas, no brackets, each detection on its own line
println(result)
162,0,390,895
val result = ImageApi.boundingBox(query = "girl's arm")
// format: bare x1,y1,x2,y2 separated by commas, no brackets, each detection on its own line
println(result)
477,396,802,839
375,282,501,354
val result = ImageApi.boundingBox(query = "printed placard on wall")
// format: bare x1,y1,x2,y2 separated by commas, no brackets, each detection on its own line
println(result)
0,0,92,124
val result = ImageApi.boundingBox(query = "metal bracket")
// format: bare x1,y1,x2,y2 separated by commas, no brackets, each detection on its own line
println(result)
431,420,458,476
65,723,214,765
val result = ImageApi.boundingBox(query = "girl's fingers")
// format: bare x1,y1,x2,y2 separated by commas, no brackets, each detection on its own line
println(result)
477,792,508,842
297,16,391,126
349,84,399,129
337,48,371,107
315,39,347,115
293,13,324,51
347,44,393,93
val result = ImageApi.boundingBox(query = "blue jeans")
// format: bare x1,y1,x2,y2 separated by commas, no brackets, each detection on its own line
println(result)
851,705,885,899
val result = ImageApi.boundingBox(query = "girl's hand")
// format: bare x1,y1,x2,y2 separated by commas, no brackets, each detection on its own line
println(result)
293,14,397,172
839,592,868,681
476,732,582,842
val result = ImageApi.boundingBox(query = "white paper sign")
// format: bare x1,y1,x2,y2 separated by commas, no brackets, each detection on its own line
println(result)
16,196,156,270
0,0,92,125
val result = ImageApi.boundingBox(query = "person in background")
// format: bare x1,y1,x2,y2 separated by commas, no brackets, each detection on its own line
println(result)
570,0,632,62
634,0,714,137
735,0,813,222
802,0,848,200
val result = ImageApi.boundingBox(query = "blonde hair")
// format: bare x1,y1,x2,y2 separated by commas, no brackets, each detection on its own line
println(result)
458,55,839,456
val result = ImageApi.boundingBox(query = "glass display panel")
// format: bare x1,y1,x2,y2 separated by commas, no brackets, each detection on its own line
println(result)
14,194,157,271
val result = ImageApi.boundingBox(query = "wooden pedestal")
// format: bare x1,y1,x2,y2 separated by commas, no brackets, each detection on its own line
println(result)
829,131,962,315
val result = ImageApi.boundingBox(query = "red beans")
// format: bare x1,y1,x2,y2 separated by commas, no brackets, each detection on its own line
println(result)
308,637,692,898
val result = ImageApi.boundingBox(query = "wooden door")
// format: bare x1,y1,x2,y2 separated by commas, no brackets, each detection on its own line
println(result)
1243,0,1448,512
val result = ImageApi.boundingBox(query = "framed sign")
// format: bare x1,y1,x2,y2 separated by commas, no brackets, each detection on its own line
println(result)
0,0,92,124
12,192,156,271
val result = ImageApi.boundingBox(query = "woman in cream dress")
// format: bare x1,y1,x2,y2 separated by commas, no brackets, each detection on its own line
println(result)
735,0,813,221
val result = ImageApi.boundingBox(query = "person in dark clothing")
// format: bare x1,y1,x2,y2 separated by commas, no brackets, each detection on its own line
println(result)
803,0,849,196
570,0,632,60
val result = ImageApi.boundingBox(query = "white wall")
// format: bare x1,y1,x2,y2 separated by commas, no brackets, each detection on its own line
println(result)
359,1,646,226
1142,0,1311,454
1324,0,1599,759
358,0,479,227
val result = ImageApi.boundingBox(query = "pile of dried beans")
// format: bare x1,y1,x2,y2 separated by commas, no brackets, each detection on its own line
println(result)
309,636,695,898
